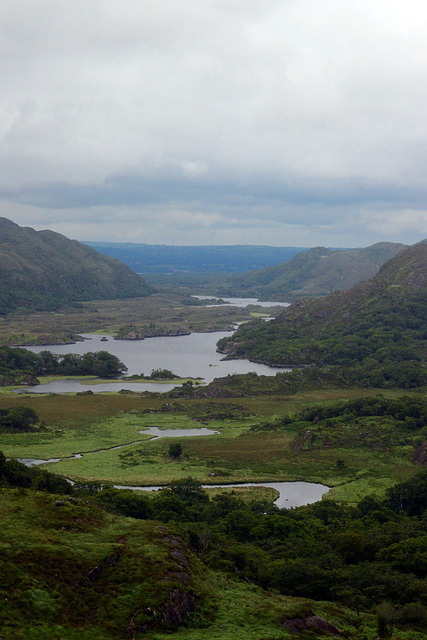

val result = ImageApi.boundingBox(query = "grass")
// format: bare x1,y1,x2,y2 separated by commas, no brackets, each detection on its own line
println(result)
2,489,425,640
0,387,423,502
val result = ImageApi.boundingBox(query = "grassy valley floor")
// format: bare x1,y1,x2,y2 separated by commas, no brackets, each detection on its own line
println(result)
0,387,424,504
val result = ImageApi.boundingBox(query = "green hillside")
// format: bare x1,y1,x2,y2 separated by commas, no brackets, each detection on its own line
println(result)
213,242,407,301
2,462,427,639
0,218,153,314
217,243,427,387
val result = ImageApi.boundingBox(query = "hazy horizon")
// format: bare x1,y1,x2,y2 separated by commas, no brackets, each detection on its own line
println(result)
1,2,426,246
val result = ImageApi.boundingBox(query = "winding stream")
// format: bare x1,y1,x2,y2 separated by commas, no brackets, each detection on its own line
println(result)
16,426,329,508
17,426,220,466
12,298,328,507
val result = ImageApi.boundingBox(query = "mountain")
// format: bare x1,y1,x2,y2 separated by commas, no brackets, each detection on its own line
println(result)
85,242,310,273
213,242,408,301
217,243,427,387
0,218,153,314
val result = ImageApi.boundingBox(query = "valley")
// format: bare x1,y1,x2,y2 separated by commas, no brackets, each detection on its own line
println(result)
0,224,426,639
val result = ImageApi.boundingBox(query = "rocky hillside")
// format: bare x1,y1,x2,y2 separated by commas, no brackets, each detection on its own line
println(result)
217,243,427,386
0,218,153,314
214,242,407,301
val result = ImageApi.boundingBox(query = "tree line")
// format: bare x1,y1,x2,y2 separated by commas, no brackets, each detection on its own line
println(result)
0,346,126,383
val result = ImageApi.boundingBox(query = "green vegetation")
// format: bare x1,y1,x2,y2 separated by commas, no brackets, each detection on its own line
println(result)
2,465,427,638
0,406,38,432
0,235,426,637
209,242,407,301
0,346,126,385
217,244,427,389
0,390,422,502
0,218,154,315
169,443,183,458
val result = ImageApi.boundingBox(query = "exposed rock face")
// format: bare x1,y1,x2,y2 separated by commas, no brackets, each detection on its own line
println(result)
200,323,236,332
292,429,314,451
413,442,427,465
125,531,195,637
283,615,341,635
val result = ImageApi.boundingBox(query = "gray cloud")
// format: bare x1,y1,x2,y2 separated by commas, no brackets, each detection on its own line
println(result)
0,0,426,246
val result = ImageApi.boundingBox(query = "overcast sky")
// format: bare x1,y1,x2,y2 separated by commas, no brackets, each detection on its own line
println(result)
1,0,427,247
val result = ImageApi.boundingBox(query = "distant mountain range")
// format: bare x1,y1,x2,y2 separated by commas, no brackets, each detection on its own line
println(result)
85,242,310,273
212,242,408,301
0,218,153,314
217,242,427,386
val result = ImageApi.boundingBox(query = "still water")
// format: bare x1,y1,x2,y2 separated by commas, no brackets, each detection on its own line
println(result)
115,481,329,510
17,426,220,467
193,296,289,309
19,331,289,393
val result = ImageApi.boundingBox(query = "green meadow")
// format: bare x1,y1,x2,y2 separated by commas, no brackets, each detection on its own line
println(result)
0,387,422,502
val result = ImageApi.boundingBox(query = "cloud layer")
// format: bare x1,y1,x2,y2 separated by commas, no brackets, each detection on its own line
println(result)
1,0,426,246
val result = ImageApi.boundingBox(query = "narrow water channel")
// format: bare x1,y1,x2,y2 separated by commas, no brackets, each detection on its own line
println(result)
16,426,329,508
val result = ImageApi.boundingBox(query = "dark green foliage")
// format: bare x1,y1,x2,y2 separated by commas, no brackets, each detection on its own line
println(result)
275,395,427,451
70,470,427,622
386,469,427,516
149,368,176,380
283,395,427,427
0,346,126,384
214,242,407,301
3,459,427,634
169,442,182,458
217,244,427,388
0,451,69,493
0,217,153,315
0,406,38,431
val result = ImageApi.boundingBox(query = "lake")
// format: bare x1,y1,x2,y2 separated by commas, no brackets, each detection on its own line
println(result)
18,297,290,393
192,296,289,309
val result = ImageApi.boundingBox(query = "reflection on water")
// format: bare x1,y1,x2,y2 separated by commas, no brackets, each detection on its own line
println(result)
115,481,329,509
139,426,220,439
193,296,290,309
16,329,289,394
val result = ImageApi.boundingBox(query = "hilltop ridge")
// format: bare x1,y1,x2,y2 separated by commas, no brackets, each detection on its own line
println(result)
212,241,408,300
217,243,427,387
0,218,153,314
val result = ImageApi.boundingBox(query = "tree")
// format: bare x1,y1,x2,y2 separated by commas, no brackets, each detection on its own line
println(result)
169,442,182,459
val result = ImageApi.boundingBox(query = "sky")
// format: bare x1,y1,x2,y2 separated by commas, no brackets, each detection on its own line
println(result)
1,0,427,248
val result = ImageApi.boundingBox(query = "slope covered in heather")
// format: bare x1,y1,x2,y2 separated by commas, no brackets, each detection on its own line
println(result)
217,243,427,387
0,218,153,314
